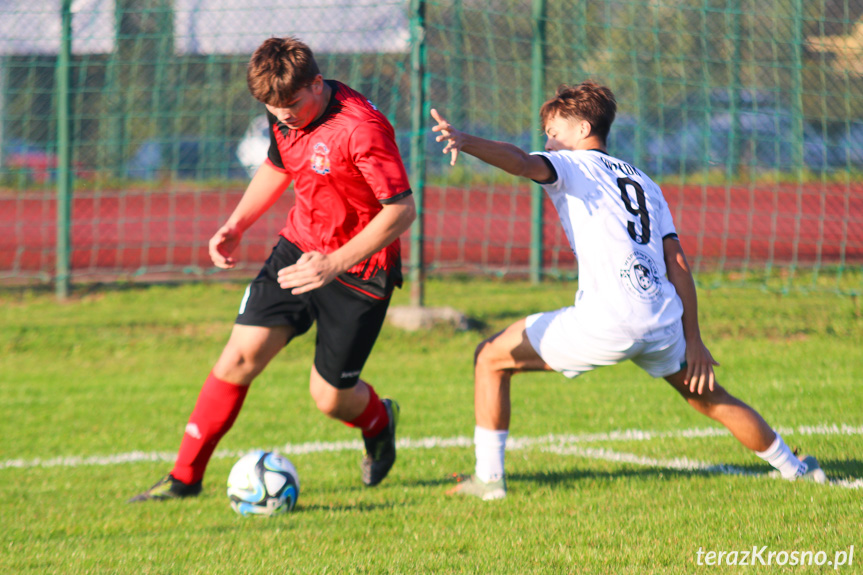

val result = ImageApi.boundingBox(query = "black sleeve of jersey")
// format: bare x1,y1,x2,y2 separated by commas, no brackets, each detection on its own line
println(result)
379,189,413,204
266,110,285,170
530,155,558,185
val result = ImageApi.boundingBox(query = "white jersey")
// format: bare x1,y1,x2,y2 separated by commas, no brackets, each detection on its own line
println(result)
534,149,684,341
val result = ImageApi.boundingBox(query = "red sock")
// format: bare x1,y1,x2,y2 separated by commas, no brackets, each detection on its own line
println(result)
344,383,389,438
172,372,249,484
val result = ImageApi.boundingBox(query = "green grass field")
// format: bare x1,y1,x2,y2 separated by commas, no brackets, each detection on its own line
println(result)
1,278,861,574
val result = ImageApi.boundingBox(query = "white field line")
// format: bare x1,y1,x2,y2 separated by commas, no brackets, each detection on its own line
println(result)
2,424,862,488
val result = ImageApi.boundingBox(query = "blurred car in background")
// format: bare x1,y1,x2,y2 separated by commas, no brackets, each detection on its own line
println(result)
609,90,851,175
660,109,830,172
0,139,95,183
126,137,246,180
829,120,863,168
2,139,60,184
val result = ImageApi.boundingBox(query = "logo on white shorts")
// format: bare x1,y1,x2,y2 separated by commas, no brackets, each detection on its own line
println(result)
620,251,662,302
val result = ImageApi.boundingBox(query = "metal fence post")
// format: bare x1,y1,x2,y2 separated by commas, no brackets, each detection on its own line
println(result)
791,0,804,176
409,0,427,306
55,0,73,299
727,0,742,180
529,0,546,284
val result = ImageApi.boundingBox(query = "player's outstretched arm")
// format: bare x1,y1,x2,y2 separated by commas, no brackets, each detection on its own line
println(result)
430,108,552,182
663,236,719,394
209,162,291,269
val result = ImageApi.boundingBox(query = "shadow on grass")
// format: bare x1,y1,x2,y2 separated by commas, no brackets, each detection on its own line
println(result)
511,465,766,487
819,458,863,479
408,466,735,491
517,457,863,486
410,457,863,491
298,500,405,513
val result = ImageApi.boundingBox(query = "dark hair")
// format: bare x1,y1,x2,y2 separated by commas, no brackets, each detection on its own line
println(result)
247,37,321,106
539,81,617,142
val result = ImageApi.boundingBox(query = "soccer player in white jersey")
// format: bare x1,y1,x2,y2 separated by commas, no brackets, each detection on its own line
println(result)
430,81,825,500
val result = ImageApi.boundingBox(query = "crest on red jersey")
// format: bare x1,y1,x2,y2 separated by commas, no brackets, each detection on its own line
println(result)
310,142,331,175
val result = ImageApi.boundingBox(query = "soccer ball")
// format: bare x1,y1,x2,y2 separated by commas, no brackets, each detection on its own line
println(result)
226,450,300,516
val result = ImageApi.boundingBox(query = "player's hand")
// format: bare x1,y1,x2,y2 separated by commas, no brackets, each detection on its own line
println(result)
431,108,464,166
277,251,339,294
209,224,243,269
684,337,720,394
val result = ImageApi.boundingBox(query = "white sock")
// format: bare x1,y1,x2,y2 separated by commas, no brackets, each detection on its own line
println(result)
755,433,806,479
474,426,508,482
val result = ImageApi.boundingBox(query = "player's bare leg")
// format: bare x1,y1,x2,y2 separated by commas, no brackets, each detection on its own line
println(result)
309,366,370,421
448,319,552,499
214,324,294,385
664,370,825,482
665,370,774,451
473,319,552,430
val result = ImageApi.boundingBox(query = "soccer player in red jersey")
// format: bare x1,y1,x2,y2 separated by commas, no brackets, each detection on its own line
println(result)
130,37,415,501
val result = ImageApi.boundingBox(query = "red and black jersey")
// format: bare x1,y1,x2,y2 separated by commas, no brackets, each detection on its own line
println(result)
265,80,411,286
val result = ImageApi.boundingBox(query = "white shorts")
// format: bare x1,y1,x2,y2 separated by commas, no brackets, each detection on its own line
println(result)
524,306,686,379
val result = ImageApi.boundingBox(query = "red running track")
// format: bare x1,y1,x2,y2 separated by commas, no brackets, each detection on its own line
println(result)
1,183,861,280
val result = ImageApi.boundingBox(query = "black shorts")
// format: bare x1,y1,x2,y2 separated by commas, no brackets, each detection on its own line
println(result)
235,237,398,389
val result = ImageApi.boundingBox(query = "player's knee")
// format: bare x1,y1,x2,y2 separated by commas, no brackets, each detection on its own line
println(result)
311,392,339,416
309,387,337,418
308,371,347,417
474,339,489,367
474,338,500,371
214,345,265,383
475,337,515,375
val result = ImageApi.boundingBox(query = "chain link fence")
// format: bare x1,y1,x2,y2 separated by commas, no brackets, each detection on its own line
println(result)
1,0,861,294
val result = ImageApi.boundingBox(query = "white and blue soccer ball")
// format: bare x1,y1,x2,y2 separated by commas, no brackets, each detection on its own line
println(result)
227,450,300,516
